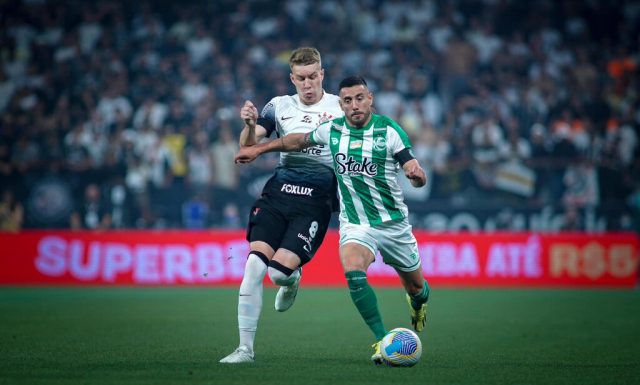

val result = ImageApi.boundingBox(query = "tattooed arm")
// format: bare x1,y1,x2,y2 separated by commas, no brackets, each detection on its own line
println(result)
235,133,314,164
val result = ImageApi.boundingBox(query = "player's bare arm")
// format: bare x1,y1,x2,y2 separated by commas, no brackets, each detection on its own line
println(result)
238,100,267,146
235,132,314,164
403,159,427,188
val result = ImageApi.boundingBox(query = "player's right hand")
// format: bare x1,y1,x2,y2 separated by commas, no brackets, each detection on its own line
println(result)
240,100,258,128
234,146,260,164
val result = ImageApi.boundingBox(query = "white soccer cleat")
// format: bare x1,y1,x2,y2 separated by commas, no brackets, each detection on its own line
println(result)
274,268,301,312
219,346,255,363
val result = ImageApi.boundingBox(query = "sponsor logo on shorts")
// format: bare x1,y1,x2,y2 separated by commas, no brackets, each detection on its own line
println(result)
301,221,319,253
298,233,312,243
281,184,313,196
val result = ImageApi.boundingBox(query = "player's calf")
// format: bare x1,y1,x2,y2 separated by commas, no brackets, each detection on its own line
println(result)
268,261,302,312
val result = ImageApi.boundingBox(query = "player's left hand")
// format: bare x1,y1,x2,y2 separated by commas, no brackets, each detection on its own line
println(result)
404,161,427,187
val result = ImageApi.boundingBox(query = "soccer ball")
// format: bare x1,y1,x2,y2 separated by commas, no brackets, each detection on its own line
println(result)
380,328,422,367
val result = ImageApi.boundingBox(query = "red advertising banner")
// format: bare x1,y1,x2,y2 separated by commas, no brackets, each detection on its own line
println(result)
0,231,638,287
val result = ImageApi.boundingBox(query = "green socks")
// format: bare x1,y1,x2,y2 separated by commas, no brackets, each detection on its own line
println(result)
345,270,387,341
409,280,430,310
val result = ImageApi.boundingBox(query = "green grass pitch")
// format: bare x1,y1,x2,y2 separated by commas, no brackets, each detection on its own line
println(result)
1,287,639,385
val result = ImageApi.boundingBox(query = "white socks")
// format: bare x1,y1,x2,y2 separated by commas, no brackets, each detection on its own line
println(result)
237,253,268,352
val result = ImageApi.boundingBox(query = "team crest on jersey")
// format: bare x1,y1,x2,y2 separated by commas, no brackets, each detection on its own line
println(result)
317,112,333,126
373,136,387,151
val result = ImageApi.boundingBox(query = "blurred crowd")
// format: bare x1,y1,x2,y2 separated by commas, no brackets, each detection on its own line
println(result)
0,0,639,232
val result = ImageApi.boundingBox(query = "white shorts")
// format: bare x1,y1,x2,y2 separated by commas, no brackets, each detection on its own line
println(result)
339,218,421,272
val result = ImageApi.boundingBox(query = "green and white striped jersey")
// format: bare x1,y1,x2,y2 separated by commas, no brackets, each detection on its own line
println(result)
310,114,412,226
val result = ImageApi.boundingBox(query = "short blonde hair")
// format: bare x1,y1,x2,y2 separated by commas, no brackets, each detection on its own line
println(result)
289,47,322,69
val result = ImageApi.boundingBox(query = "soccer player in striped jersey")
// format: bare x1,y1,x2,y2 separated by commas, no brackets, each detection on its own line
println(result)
235,75,430,364
220,47,343,364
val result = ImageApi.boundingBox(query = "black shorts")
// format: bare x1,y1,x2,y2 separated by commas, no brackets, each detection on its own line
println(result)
246,195,331,265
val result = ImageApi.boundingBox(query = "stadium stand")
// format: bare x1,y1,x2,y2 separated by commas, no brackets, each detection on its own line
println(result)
0,0,638,232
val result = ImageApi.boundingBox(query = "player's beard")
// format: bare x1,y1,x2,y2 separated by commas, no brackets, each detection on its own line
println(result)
350,111,368,127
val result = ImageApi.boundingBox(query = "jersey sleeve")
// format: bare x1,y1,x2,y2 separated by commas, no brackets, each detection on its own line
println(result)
258,98,277,137
309,121,331,145
387,119,412,155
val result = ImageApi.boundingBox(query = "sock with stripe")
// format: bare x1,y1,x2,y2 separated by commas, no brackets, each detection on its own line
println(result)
345,270,387,341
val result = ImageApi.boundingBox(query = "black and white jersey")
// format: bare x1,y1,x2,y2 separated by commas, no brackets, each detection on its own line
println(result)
257,92,342,201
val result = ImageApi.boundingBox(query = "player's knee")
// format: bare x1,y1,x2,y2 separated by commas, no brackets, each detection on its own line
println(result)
340,244,375,272
267,260,297,286
268,267,297,286
243,252,269,280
